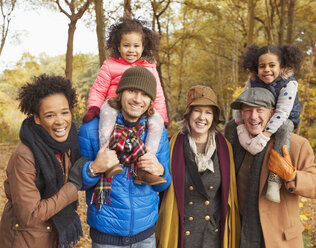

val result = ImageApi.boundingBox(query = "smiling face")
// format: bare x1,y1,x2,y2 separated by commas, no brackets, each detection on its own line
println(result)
240,104,274,136
121,89,151,122
34,94,72,142
189,106,214,142
118,32,144,63
258,53,281,84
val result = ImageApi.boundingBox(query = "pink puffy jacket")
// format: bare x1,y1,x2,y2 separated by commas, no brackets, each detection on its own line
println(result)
87,57,168,123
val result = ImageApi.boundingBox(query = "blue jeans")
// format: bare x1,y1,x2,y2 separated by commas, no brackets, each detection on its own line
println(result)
92,233,156,248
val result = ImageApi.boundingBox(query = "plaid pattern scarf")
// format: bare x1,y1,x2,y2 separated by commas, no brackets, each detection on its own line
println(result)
109,122,147,170
91,121,147,210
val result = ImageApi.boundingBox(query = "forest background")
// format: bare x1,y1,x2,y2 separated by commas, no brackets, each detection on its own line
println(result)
0,0,315,247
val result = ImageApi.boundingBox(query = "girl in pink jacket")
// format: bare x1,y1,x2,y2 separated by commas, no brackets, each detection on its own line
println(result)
83,17,168,123
83,17,168,185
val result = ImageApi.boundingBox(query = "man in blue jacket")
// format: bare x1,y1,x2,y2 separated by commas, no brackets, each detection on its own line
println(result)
78,66,171,247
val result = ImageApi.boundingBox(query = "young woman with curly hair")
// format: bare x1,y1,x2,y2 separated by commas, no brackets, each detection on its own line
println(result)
0,74,86,248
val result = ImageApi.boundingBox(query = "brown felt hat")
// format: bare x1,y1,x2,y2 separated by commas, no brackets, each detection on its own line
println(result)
116,66,157,101
184,85,223,122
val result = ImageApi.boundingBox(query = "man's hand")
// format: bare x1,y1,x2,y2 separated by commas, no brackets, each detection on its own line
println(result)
137,153,164,176
90,141,120,174
268,145,296,182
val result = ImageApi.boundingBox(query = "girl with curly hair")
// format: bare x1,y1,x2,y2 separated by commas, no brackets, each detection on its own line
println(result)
82,16,168,185
233,44,303,203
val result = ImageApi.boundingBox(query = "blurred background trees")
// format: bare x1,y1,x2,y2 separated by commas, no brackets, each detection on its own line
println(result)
0,0,315,147
0,0,315,246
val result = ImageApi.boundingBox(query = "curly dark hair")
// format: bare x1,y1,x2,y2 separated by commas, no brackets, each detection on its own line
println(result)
241,44,304,73
106,16,160,63
17,74,77,116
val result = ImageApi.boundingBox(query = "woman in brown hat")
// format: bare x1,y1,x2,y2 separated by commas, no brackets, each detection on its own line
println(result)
156,85,240,248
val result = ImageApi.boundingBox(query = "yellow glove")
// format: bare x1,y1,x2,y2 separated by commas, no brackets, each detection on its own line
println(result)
268,145,296,182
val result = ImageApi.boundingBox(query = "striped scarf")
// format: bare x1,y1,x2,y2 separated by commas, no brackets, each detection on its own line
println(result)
91,121,147,209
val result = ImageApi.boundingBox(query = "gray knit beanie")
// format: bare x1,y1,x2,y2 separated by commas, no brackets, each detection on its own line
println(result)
116,66,157,100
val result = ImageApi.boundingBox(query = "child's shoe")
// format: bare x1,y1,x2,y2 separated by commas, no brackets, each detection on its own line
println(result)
134,169,166,185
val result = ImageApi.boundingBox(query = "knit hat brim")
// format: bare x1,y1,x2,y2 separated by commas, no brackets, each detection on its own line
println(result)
116,66,157,101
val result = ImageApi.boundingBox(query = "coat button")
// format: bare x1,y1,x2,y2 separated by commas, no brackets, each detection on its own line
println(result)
205,200,210,205
188,201,193,205
188,217,194,221
189,186,194,190
214,228,219,232
185,231,190,236
15,224,19,228
46,226,51,230
205,216,210,221
209,186,214,189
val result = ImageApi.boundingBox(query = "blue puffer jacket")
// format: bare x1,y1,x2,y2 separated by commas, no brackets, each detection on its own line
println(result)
78,115,171,237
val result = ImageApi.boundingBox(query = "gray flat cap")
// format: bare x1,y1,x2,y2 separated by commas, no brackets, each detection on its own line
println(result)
231,87,276,109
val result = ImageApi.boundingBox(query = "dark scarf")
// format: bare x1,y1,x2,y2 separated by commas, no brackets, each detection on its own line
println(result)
233,133,267,248
19,116,82,248
91,120,147,209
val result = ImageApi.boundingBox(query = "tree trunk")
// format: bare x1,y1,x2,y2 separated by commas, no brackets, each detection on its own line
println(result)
165,17,172,121
0,0,17,57
286,0,295,44
56,0,92,81
265,0,274,44
95,0,106,67
150,0,171,121
124,0,132,17
65,21,77,80
296,46,314,135
247,0,254,46
278,0,286,46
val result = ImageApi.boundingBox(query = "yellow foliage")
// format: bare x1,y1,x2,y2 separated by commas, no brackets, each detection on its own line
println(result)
300,214,308,221
73,94,87,128
232,86,244,99
301,197,307,202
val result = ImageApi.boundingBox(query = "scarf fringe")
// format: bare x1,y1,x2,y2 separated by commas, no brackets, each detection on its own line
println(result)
91,188,111,210
58,214,83,248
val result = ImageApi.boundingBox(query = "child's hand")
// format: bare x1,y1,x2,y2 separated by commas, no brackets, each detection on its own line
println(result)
82,106,100,123
237,124,253,150
246,132,270,155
